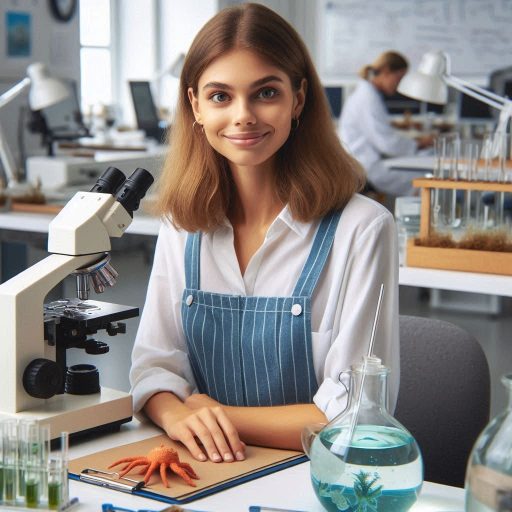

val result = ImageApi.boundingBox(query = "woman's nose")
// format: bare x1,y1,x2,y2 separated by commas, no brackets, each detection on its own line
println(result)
233,99,256,126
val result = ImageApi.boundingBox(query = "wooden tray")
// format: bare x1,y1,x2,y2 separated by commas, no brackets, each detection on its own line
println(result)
407,239,512,276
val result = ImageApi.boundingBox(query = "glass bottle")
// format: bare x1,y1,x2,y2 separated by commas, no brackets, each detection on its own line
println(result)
465,373,512,512
302,356,423,512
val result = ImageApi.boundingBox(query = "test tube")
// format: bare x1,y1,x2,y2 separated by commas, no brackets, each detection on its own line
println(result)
47,458,62,510
39,425,50,506
21,421,42,508
2,419,18,505
47,431,69,510
60,431,69,507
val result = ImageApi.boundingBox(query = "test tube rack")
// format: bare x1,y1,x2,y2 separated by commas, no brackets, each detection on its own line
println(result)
407,177,512,275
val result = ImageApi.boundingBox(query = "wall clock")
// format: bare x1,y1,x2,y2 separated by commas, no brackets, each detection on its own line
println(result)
49,0,78,23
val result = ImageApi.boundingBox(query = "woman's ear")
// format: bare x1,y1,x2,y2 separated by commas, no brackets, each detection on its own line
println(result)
188,87,201,122
293,78,308,119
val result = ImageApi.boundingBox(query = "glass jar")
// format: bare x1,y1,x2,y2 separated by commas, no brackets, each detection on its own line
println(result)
302,356,423,512
465,373,512,512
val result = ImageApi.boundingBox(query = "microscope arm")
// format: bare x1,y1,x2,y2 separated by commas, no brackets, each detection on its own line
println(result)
0,253,101,413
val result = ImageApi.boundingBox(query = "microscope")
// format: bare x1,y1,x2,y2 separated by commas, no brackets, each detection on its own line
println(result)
0,166,154,440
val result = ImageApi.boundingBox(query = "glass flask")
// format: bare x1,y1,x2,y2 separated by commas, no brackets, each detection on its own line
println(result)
465,373,512,512
302,356,423,512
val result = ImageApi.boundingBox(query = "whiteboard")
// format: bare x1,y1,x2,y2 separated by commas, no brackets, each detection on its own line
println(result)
319,0,512,80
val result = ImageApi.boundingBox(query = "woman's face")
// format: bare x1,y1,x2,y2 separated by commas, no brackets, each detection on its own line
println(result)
376,68,407,96
188,49,306,173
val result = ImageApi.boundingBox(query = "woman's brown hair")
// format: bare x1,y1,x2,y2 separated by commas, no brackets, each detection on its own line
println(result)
359,51,409,80
156,3,365,232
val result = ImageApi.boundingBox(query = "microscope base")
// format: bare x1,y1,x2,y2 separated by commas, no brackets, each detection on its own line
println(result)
0,387,132,440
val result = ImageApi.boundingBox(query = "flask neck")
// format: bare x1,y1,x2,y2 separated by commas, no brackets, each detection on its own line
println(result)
348,368,388,412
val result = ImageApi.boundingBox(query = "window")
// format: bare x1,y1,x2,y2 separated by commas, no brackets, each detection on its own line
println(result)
79,0,112,113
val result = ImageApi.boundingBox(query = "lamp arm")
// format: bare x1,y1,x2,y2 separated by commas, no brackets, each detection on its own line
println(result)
0,121,19,186
0,78,31,109
444,75,507,111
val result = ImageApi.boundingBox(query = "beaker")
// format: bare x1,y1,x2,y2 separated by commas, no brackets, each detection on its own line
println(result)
302,356,423,512
465,373,512,512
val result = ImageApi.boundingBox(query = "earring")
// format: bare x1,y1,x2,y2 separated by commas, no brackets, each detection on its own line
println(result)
292,117,300,130
192,120,204,133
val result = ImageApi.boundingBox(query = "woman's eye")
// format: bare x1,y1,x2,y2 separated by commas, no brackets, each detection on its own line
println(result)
258,88,278,99
211,92,229,103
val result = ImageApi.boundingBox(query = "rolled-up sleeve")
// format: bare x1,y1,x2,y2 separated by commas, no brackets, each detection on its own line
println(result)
313,209,400,420
129,225,197,414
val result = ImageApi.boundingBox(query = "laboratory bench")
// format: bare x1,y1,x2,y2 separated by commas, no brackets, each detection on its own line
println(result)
1,210,512,297
65,420,465,511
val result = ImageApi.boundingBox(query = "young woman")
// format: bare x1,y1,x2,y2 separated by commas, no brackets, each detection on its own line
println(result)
130,3,399,465
339,51,434,197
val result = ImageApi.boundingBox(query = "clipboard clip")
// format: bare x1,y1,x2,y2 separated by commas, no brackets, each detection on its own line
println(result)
80,468,145,493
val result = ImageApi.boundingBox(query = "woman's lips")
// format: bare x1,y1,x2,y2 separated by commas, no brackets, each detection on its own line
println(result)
224,132,268,146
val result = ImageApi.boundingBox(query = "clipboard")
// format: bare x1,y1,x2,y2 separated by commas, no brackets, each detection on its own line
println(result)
68,434,307,505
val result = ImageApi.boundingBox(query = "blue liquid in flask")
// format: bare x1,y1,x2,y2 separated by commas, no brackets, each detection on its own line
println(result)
310,425,422,512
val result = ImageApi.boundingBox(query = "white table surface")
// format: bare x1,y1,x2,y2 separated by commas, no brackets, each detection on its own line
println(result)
1,210,511,298
66,421,464,512
384,156,436,172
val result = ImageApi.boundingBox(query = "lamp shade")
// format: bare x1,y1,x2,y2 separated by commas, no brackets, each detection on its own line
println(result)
26,63,69,110
397,51,449,105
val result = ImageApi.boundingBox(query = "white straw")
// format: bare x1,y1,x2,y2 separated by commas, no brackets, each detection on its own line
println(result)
341,284,385,457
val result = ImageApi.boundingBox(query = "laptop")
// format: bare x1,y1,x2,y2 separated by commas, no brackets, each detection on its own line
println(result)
128,81,168,142
40,79,90,140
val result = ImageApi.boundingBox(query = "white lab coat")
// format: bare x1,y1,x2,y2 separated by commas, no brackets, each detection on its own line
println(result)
339,79,424,196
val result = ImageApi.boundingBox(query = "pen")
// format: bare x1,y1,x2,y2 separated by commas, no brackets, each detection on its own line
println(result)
249,507,309,512
102,503,208,512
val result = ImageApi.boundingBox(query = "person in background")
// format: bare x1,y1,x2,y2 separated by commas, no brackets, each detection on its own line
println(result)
130,3,399,464
339,51,434,197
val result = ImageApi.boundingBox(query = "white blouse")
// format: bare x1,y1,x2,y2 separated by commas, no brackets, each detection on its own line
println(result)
130,193,400,421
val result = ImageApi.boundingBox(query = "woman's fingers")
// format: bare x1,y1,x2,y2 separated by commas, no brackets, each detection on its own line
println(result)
197,407,242,462
166,406,245,462
168,425,207,462
213,408,246,461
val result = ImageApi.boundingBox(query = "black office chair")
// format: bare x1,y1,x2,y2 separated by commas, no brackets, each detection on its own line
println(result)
395,315,490,488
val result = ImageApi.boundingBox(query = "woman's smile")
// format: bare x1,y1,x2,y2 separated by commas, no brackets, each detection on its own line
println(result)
223,131,270,147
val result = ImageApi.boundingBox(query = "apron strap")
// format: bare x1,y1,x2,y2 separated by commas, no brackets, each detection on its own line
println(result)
292,209,342,297
184,232,201,290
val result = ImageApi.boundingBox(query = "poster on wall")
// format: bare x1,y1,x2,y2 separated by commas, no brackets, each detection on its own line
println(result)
0,0,46,80
6,11,32,58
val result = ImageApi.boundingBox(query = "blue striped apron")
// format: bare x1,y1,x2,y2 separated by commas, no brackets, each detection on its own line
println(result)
181,210,342,407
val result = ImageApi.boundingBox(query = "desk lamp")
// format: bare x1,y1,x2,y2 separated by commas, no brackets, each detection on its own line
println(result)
0,63,69,190
397,51,512,135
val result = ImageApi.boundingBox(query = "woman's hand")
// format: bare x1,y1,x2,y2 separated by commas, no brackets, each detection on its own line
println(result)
161,394,245,463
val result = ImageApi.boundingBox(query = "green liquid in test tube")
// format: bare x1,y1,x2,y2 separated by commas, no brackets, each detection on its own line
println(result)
47,481,61,510
3,467,16,502
25,478,39,508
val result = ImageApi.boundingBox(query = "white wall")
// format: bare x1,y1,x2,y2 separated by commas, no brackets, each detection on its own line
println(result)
157,0,217,118
0,0,80,179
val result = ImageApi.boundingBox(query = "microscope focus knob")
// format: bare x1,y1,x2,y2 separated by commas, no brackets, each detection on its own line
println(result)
23,358,63,399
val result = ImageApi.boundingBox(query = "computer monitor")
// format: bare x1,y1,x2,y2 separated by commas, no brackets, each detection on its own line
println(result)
40,79,90,140
383,92,444,115
128,81,167,142
458,91,493,121
324,86,343,119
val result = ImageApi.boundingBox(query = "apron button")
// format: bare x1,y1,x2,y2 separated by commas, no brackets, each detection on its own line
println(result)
186,294,194,306
291,303,302,316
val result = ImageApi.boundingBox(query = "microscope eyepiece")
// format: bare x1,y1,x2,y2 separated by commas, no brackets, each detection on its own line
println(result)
114,167,154,217
89,166,126,194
